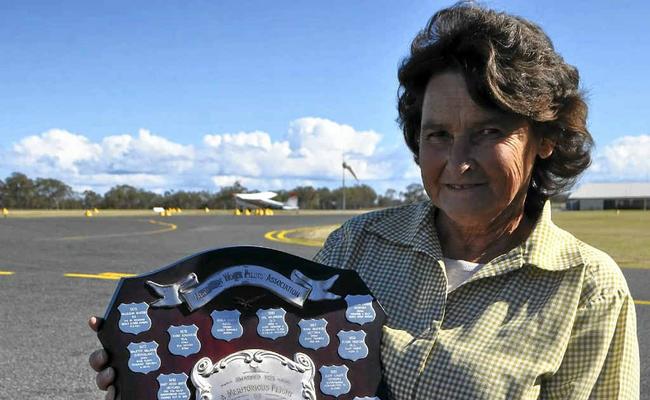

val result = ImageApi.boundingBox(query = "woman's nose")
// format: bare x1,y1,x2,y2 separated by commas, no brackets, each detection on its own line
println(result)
447,136,473,174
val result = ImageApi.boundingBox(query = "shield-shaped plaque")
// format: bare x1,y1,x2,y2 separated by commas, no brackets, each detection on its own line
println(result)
320,365,352,397
345,294,376,325
298,318,330,350
118,302,151,335
256,308,289,340
156,373,190,400
98,246,386,399
127,341,161,374
337,330,369,361
167,324,201,357
210,310,243,341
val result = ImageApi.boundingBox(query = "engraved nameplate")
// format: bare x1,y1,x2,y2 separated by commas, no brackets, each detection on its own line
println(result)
298,318,330,350
157,373,190,400
337,330,368,361
256,308,289,340
191,349,316,400
320,365,351,397
210,310,243,341
118,303,151,335
167,324,201,357
345,295,376,325
127,341,161,374
181,265,311,311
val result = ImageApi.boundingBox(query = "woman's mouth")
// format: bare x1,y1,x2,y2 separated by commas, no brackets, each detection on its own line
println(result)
445,183,485,190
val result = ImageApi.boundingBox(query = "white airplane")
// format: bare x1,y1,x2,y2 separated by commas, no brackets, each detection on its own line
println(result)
234,192,299,210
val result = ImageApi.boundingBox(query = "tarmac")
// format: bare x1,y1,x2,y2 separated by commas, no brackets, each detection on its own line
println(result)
0,213,647,399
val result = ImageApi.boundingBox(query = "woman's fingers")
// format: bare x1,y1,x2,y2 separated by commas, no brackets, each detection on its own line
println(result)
105,385,117,400
89,315,116,397
89,349,109,371
88,316,104,332
96,367,115,391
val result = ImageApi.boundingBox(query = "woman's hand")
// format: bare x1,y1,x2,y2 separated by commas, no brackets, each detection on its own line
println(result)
88,316,120,400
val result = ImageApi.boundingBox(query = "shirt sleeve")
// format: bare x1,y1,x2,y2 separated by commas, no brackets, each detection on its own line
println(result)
540,289,640,399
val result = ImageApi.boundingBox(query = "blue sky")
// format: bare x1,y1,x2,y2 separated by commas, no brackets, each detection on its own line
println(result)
1,0,649,194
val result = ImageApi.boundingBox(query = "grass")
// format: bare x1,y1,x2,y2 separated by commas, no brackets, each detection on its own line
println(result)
552,210,650,269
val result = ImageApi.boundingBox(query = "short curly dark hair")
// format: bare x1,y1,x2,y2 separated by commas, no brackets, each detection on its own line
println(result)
397,2,593,211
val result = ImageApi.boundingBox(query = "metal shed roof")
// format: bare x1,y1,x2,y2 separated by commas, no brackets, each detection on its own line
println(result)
569,182,650,199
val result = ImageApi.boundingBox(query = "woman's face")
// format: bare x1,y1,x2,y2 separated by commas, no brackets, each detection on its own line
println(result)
418,71,553,227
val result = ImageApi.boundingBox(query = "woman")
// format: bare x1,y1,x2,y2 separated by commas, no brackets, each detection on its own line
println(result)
90,3,640,399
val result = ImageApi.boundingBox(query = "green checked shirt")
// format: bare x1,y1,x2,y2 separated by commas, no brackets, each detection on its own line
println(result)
314,201,639,399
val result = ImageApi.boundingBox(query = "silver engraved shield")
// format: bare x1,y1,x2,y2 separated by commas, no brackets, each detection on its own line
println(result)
210,310,243,341
157,373,191,400
168,324,201,357
319,365,351,397
118,302,151,335
256,308,289,340
344,294,376,325
337,330,368,362
191,349,316,400
298,318,330,350
127,341,161,374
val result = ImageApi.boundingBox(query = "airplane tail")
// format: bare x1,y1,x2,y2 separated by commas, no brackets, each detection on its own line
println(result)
285,195,299,209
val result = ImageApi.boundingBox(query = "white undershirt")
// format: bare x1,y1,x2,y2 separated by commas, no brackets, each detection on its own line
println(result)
443,257,485,293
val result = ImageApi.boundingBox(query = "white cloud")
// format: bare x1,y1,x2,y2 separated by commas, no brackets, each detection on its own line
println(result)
4,118,420,194
587,135,650,181
287,117,380,157
98,129,195,174
201,118,386,182
12,129,101,174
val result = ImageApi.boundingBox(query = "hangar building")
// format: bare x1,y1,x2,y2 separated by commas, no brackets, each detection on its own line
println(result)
567,182,650,210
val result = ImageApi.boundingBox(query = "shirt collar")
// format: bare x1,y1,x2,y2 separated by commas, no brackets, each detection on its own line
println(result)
365,201,583,274
518,201,583,271
365,200,444,260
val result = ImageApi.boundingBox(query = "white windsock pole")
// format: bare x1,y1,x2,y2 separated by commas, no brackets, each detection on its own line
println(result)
342,156,346,210
341,158,359,210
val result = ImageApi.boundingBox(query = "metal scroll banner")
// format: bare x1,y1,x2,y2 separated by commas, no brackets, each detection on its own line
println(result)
98,246,386,400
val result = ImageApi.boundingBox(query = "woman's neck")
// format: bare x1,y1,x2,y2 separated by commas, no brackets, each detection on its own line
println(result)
435,202,535,264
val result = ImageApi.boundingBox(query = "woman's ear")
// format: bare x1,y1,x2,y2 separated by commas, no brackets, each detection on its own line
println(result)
538,137,555,159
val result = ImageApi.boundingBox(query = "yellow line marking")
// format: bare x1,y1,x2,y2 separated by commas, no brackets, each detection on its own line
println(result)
56,219,177,241
634,300,650,305
264,225,339,247
0,271,15,276
64,272,137,280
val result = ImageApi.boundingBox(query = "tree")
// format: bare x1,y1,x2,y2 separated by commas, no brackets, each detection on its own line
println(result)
287,186,321,209
316,187,336,209
3,172,35,208
103,185,161,209
332,184,377,209
163,190,210,209
33,178,73,209
83,190,103,209
207,181,248,209
377,188,402,207
401,183,428,204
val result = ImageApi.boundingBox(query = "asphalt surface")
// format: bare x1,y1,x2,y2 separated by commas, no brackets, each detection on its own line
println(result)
0,214,647,399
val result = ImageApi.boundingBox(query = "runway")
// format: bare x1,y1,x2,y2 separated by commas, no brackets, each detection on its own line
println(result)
0,214,647,399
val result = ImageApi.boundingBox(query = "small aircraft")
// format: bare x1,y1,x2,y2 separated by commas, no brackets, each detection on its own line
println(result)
234,192,299,211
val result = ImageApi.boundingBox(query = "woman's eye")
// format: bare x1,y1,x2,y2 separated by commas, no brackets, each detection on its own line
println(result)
476,128,502,139
423,131,450,143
